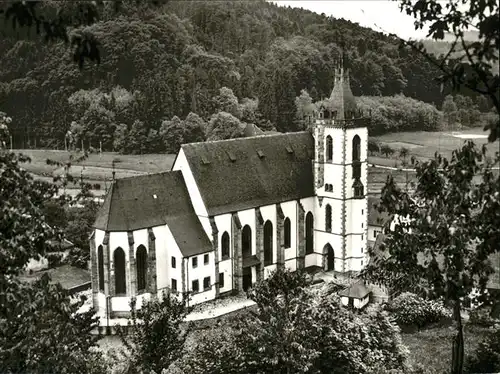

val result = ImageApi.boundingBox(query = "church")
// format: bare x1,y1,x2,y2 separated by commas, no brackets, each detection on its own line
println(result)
90,63,371,318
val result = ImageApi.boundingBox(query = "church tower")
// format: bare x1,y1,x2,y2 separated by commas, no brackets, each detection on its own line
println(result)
313,56,369,274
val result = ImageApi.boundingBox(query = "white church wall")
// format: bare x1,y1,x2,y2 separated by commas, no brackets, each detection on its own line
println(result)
315,231,343,271
323,127,345,165
95,229,105,248
109,232,129,262
251,266,257,286
305,253,322,268
97,293,106,312
172,149,209,218
111,296,130,312
285,259,297,272
132,229,148,250
264,264,277,279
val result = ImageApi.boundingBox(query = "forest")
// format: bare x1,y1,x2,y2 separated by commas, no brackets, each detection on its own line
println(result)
0,0,494,152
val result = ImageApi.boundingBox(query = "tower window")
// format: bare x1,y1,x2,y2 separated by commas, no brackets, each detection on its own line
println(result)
352,135,361,162
325,204,332,232
326,135,333,162
353,180,364,198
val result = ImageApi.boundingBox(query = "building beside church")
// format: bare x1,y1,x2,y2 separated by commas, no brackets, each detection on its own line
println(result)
90,63,371,318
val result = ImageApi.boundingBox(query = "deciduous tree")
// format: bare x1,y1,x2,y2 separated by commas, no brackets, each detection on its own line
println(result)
363,141,500,374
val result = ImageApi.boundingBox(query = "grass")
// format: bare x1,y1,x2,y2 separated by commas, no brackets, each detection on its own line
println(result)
372,126,498,162
402,324,490,374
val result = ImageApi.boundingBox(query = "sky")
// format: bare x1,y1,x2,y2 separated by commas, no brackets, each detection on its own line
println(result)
272,1,430,40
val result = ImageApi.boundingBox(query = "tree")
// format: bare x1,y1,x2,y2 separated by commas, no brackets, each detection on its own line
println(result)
397,0,500,142
125,119,148,154
442,95,459,129
178,268,409,374
363,141,500,374
113,123,129,153
464,325,500,373
205,111,245,141
117,293,190,374
0,150,105,373
0,111,12,149
381,144,395,158
213,87,241,118
160,116,185,153
295,89,315,130
368,139,380,155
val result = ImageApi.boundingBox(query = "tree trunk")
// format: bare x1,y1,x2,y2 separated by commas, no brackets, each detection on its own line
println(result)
451,299,464,374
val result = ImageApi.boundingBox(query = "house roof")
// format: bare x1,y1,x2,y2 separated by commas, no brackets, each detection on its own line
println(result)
368,196,391,227
94,171,212,257
181,132,315,215
339,281,371,299
19,265,90,291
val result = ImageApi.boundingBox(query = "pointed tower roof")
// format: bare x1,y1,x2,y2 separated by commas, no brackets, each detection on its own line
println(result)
327,55,357,120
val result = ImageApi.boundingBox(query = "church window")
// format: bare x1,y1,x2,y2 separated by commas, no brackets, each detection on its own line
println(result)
221,232,230,259
171,278,177,292
326,135,333,162
192,257,198,268
192,280,199,293
114,247,126,296
305,212,314,254
264,221,273,266
136,245,148,293
242,225,252,258
204,254,209,265
284,218,291,248
98,245,104,292
219,272,224,288
325,205,332,232
171,256,176,268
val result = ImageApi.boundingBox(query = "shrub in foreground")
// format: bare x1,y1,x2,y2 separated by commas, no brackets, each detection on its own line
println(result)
386,292,451,330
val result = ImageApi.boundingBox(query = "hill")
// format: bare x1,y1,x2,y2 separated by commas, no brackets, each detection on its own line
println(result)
0,0,473,149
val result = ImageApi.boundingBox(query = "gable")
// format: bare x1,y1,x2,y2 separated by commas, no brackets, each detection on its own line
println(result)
181,132,315,215
94,171,212,257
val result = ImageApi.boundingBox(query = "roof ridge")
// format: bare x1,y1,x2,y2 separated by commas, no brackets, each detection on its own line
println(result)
182,131,309,148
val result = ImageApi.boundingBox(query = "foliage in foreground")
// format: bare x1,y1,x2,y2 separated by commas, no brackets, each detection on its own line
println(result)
386,292,452,330
363,140,500,373
174,268,410,374
115,293,191,374
0,150,105,373
464,324,500,374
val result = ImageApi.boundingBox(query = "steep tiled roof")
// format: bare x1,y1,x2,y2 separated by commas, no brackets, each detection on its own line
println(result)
368,196,391,227
181,132,315,215
94,171,211,257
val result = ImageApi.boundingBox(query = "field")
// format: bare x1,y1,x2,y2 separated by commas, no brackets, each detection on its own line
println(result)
370,126,497,164
401,324,490,373
14,127,497,197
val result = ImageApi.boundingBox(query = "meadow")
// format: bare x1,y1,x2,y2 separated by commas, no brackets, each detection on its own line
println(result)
14,126,497,196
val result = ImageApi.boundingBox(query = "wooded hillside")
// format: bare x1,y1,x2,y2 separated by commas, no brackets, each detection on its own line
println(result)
0,0,486,150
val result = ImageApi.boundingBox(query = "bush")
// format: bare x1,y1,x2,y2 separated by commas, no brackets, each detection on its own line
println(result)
386,292,451,330
46,253,63,268
469,307,500,327
464,325,500,373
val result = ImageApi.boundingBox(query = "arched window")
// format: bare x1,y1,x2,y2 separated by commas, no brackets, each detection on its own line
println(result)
325,205,332,232
114,247,126,296
305,212,314,254
352,135,361,162
98,245,104,292
221,232,230,259
242,225,252,258
326,135,333,162
136,245,148,293
264,221,273,266
353,180,364,198
284,218,291,248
